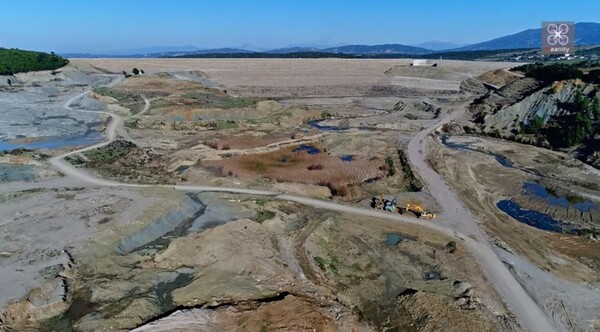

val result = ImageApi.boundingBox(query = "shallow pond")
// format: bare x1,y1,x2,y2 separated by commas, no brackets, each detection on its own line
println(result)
307,119,349,131
293,144,320,155
385,233,405,246
522,182,597,212
0,132,103,151
497,199,579,234
175,165,189,174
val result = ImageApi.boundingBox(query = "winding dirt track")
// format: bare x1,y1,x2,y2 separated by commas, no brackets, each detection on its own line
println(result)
408,108,556,332
48,76,556,332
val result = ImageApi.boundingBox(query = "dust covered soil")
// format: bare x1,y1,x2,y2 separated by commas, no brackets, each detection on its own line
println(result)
63,59,493,204
426,133,600,331
0,188,515,331
1,59,557,331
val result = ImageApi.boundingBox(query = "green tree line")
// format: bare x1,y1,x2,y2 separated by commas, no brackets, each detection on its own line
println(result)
0,48,69,75
512,62,600,83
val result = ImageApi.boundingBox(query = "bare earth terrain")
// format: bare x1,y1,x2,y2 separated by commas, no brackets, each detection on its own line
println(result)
0,58,599,331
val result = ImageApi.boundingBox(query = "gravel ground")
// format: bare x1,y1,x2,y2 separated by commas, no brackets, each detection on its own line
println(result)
0,187,157,309
0,66,112,149
498,249,600,332
78,58,515,88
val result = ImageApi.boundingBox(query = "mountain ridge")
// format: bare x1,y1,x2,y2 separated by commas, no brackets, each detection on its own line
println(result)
59,22,600,58
455,22,600,51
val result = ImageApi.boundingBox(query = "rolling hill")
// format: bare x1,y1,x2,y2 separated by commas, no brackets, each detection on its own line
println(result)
414,41,468,51
322,44,433,55
456,22,600,51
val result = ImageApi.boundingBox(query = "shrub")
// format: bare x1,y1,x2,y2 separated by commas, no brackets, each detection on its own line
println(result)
585,69,600,83
384,156,396,176
206,140,219,149
446,241,457,253
397,149,423,192
522,116,545,135
313,256,326,270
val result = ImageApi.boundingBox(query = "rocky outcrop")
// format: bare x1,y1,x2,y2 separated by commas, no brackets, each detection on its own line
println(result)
469,77,543,124
469,77,600,168
586,148,600,169
480,80,594,136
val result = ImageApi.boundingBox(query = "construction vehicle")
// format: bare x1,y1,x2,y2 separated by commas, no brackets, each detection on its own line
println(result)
371,196,396,212
371,197,435,220
384,198,397,212
403,204,436,219
371,196,384,209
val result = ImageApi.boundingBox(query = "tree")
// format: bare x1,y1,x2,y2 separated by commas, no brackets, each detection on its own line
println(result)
587,69,600,83
574,90,590,112
140,69,145,74
132,68,140,75
547,112,592,148
6,78,11,86
0,48,68,75
524,116,545,135
384,156,396,176
513,62,583,82
592,97,600,120
122,70,127,76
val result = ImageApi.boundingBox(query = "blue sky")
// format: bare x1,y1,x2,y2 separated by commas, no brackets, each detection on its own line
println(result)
2,0,599,53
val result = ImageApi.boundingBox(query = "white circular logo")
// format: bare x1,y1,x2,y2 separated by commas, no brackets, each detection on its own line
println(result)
547,23,569,46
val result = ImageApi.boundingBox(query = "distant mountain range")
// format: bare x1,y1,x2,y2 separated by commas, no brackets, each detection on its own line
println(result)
61,22,600,58
413,41,468,51
111,45,201,55
321,44,433,55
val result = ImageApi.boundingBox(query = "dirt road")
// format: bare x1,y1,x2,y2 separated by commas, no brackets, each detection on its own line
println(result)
407,107,556,332
44,76,556,332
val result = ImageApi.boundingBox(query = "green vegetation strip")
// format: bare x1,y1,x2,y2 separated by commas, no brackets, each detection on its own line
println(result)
94,87,145,114
512,61,600,83
397,149,423,192
0,48,68,75
83,141,136,163
181,92,259,109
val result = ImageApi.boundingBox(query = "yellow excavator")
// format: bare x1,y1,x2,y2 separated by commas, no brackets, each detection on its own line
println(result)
403,204,436,220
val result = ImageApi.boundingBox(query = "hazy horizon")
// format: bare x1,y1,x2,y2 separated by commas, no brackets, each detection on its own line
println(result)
2,0,600,53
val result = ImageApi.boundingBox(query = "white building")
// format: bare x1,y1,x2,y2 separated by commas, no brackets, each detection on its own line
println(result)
412,59,429,66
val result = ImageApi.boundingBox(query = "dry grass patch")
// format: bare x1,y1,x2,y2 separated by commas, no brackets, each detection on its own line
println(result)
206,131,308,150
202,145,387,196
476,69,518,87
118,75,211,94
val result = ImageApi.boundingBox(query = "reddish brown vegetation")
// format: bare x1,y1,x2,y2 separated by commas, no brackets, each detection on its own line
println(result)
202,145,387,196
206,140,219,149
206,131,306,150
